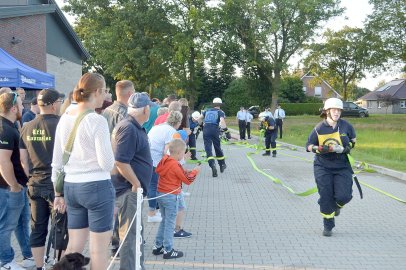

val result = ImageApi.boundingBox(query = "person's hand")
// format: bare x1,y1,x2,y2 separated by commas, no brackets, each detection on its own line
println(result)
10,183,23,193
268,126,274,130
330,145,344,153
342,145,351,154
131,183,141,193
312,145,330,154
53,197,66,214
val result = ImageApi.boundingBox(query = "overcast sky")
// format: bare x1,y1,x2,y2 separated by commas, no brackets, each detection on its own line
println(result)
56,0,400,90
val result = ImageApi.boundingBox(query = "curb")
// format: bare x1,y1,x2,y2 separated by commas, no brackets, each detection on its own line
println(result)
228,128,406,182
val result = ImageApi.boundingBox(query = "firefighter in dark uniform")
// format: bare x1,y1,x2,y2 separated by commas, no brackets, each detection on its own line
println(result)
306,98,356,237
202,98,229,177
259,112,277,157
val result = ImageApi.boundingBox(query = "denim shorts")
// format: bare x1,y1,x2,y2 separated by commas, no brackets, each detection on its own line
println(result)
64,180,115,233
178,192,186,211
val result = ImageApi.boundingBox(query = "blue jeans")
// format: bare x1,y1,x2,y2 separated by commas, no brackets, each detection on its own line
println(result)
147,168,159,211
155,192,178,252
0,187,32,265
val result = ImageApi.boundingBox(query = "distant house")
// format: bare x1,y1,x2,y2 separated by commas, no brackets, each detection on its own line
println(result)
0,0,89,95
301,72,342,101
357,79,406,114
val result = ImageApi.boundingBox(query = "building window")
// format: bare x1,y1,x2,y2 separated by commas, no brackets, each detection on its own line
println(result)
400,100,406,109
315,86,322,97
303,86,307,92
378,101,382,109
367,101,372,108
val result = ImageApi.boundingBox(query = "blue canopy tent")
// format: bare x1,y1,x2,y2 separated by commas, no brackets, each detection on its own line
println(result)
0,48,55,89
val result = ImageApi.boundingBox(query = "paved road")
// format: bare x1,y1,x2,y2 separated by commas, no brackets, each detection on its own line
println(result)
12,135,406,269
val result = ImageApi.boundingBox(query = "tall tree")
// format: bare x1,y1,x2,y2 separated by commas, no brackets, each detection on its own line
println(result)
216,0,342,109
365,0,406,71
304,27,382,100
65,0,174,92
162,0,212,108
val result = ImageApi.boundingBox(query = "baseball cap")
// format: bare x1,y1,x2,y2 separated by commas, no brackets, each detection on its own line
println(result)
37,89,64,106
128,92,154,108
172,130,188,142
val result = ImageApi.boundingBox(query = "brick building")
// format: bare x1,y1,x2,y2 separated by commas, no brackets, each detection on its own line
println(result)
0,0,89,95
301,72,342,101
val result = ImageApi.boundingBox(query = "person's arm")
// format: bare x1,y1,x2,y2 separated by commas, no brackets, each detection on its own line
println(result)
19,149,30,177
219,117,227,129
0,149,22,192
174,163,201,185
94,116,115,172
115,161,141,192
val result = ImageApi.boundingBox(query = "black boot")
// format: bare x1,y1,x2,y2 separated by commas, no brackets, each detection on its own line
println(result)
262,152,270,156
211,166,218,177
220,164,227,173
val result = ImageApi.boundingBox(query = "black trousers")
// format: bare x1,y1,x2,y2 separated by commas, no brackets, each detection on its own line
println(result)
275,119,283,138
246,122,251,138
203,125,225,168
265,131,277,154
238,120,246,139
188,133,197,159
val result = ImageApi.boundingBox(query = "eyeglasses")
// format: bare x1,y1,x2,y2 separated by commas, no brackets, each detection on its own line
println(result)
54,99,64,104
11,92,19,105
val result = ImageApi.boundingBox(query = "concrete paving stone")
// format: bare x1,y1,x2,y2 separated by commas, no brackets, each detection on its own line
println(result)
10,134,406,269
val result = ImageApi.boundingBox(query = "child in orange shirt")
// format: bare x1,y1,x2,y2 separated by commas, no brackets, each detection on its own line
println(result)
152,139,201,259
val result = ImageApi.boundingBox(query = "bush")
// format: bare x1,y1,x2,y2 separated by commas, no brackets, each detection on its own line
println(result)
280,103,323,115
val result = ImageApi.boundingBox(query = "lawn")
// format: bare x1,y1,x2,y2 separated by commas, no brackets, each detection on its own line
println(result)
227,114,406,172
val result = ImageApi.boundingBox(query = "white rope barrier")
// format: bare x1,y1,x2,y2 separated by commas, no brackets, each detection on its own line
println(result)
107,187,181,270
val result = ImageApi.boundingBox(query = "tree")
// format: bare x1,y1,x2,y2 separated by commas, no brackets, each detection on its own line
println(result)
305,27,381,100
163,0,213,107
65,0,174,93
215,0,343,109
278,76,306,103
377,93,397,114
365,0,406,72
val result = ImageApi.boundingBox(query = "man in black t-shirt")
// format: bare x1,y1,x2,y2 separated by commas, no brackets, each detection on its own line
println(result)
0,92,33,269
19,89,64,270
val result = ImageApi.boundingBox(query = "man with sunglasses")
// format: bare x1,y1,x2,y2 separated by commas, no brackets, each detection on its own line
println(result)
0,92,33,270
19,89,64,270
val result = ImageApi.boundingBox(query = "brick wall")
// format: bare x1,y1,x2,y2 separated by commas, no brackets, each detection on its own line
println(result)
0,15,46,71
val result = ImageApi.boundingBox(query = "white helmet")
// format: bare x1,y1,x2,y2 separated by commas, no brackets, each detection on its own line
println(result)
212,97,222,104
191,111,201,120
324,98,343,110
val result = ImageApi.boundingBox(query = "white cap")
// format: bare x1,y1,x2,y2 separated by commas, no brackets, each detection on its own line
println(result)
324,98,343,110
191,111,201,120
258,112,266,121
212,97,222,104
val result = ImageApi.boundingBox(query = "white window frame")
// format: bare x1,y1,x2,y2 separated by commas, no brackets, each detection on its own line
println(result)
367,101,372,108
303,86,307,92
314,86,322,97
378,101,382,109
400,100,406,109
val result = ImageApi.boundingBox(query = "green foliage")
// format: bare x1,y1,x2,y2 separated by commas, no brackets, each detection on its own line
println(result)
278,76,306,103
365,0,406,72
279,103,323,116
223,78,251,115
304,27,381,100
216,0,343,108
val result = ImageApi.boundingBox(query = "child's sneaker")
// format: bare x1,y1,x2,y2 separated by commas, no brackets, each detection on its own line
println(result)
174,229,192,238
163,249,183,259
1,260,25,270
152,245,164,255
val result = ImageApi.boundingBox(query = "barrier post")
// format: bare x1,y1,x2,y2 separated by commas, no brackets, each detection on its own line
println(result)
135,188,143,270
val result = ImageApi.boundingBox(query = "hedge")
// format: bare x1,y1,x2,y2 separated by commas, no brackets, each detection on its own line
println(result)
280,103,323,115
